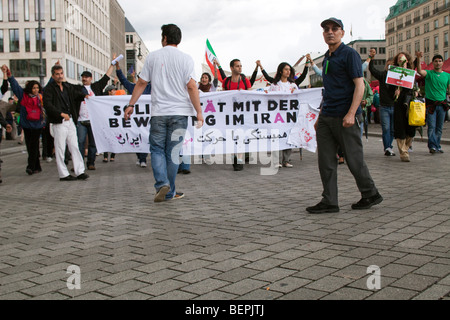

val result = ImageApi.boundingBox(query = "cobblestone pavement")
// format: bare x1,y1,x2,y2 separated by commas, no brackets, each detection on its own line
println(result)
0,123,449,300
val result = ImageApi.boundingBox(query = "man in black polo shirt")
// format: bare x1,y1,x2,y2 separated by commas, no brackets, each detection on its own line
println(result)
306,18,382,214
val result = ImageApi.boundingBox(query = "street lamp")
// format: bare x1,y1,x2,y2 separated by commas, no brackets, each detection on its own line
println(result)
136,41,143,60
37,0,44,87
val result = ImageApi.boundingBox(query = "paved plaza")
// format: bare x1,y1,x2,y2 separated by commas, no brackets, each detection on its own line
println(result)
0,123,449,301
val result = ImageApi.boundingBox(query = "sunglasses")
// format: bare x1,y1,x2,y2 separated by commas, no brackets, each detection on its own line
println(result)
323,26,341,32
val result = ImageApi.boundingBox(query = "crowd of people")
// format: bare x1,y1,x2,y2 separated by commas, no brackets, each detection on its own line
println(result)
0,20,449,212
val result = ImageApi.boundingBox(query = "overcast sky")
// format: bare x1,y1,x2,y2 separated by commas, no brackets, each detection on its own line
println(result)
117,0,395,77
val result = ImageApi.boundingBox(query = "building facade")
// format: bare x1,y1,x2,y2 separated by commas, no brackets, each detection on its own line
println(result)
125,17,149,83
0,0,124,93
385,0,450,64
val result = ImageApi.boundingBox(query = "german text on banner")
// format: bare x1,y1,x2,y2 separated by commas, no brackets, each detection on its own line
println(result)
86,88,322,155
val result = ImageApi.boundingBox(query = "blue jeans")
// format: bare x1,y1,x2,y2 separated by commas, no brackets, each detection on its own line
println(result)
379,106,395,151
76,122,97,166
149,116,188,199
427,105,445,151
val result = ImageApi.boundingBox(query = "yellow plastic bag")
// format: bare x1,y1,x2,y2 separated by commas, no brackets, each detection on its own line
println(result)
408,99,425,126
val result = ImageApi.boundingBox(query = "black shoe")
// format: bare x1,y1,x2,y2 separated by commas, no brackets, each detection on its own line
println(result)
430,148,437,154
306,202,340,214
233,164,244,171
26,168,33,175
60,175,77,181
351,192,383,210
77,173,89,180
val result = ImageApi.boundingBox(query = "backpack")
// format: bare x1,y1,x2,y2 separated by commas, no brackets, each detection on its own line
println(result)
22,94,43,122
223,74,248,91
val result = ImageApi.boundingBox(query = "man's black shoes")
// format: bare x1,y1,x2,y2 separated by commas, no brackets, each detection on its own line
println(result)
306,202,340,214
60,175,77,181
351,192,383,210
77,173,89,180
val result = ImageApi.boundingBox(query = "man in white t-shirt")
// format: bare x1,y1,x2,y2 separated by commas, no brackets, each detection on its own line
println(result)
124,24,204,202
76,65,113,170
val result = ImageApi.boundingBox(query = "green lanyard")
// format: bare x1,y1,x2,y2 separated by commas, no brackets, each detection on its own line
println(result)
325,60,330,75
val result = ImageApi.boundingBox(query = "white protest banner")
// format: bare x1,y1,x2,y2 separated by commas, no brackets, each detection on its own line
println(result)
86,88,322,155
386,65,416,89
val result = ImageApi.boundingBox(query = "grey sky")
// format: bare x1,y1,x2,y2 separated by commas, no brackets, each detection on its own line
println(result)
118,0,394,77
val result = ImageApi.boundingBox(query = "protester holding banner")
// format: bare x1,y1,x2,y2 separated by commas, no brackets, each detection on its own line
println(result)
268,62,299,168
198,60,219,92
220,59,252,171
416,52,450,154
306,18,382,214
115,61,150,168
43,65,89,181
76,62,115,171
124,24,204,202
392,52,417,162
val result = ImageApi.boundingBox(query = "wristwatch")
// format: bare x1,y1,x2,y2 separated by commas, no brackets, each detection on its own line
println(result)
126,104,134,108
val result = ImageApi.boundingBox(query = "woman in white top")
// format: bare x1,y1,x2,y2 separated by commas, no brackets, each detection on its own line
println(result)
268,62,299,168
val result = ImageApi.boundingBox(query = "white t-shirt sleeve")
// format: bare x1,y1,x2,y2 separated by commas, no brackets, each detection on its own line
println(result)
139,55,152,83
185,56,196,85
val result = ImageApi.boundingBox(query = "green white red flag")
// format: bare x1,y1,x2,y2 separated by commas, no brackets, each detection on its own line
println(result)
205,39,223,82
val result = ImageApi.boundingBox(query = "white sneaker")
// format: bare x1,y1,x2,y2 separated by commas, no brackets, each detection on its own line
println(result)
136,161,140,166
140,162,147,168
46,157,53,163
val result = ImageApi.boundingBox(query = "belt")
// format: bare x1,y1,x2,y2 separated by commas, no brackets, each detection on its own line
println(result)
79,121,91,126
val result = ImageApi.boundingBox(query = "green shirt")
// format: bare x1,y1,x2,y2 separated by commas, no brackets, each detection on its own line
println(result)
424,70,450,102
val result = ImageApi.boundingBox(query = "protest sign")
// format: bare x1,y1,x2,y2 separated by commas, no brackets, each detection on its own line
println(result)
86,88,322,155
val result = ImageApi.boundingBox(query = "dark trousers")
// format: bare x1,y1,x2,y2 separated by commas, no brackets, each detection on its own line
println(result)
42,125,54,158
23,128,42,172
316,115,378,206
394,102,416,139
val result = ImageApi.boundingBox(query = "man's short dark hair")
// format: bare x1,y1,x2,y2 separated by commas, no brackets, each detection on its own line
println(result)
161,24,182,45
432,54,444,62
51,65,63,75
230,59,240,68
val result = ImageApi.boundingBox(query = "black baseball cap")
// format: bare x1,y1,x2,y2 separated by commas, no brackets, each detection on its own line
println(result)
321,18,344,30
81,71,92,78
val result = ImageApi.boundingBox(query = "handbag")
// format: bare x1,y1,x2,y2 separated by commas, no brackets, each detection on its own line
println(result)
408,98,426,126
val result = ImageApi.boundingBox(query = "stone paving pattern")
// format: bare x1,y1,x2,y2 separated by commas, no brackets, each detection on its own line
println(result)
0,123,449,300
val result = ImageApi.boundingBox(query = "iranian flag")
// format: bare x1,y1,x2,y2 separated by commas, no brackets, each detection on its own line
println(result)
386,66,416,89
205,39,223,82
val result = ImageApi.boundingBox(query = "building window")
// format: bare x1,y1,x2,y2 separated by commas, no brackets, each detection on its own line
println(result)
415,26,420,36
24,0,29,21
424,38,430,53
444,51,448,60
51,28,57,51
36,28,46,52
424,23,429,33
434,36,439,51
445,33,449,48
379,48,386,54
25,28,30,52
8,0,19,21
415,41,420,52
360,47,367,55
35,0,45,21
9,29,19,52
0,30,4,52
434,20,439,29
66,59,75,79
10,59,46,77
445,16,449,26
0,2,3,22
51,0,56,20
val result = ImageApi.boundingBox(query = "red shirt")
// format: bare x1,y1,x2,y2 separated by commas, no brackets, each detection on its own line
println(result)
222,76,252,91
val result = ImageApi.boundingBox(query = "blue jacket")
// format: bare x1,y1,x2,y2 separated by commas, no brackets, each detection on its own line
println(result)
116,69,151,94
8,76,46,129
